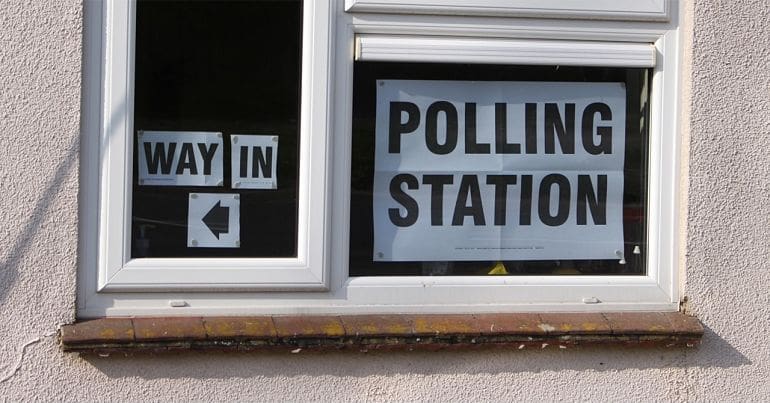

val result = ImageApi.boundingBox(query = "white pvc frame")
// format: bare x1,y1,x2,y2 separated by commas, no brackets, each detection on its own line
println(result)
79,0,682,317
80,0,334,294
345,0,670,21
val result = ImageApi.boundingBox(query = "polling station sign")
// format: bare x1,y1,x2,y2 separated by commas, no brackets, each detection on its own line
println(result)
373,80,626,262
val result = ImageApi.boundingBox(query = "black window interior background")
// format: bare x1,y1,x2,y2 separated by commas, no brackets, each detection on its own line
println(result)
131,0,303,258
349,62,650,276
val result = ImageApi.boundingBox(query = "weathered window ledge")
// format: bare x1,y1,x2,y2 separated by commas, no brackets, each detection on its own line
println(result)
60,312,703,353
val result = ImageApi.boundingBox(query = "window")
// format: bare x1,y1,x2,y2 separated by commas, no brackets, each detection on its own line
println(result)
80,0,333,297
349,63,650,277
79,0,682,316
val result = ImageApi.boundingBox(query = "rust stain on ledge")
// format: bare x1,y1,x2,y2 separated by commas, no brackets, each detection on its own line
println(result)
60,312,704,354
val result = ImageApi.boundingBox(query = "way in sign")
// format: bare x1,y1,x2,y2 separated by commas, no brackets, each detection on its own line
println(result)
230,134,279,189
138,131,224,186
188,193,240,248
144,142,218,175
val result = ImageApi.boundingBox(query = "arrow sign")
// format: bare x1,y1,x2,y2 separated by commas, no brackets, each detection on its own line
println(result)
188,193,240,248
202,201,229,239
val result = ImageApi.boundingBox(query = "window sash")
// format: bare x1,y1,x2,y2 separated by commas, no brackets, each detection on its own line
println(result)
91,0,334,291
327,10,681,311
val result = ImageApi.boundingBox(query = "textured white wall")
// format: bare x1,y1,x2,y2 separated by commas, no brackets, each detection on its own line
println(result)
1,0,768,400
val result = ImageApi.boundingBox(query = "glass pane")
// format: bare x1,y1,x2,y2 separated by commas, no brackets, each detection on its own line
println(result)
349,62,650,276
131,0,302,258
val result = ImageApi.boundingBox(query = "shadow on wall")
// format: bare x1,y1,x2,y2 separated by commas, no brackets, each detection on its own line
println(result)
684,325,753,369
0,139,79,303
84,327,749,379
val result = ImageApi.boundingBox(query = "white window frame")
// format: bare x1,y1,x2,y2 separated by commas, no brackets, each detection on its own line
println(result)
79,0,683,317
344,0,670,21
80,0,334,294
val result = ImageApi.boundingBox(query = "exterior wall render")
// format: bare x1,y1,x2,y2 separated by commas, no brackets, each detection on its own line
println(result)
0,0,768,400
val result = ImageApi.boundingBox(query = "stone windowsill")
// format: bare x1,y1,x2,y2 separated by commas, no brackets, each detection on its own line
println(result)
60,312,703,353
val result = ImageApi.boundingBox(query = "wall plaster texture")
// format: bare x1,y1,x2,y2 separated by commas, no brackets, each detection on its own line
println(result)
0,0,768,400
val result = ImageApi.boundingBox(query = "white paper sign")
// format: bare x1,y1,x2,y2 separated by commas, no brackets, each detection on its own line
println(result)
187,193,240,248
138,131,224,186
373,80,626,262
230,134,279,189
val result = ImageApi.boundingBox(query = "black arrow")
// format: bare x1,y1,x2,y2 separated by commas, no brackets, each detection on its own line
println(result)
202,201,229,239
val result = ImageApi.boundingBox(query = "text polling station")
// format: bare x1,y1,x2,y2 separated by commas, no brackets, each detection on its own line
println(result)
373,80,626,262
